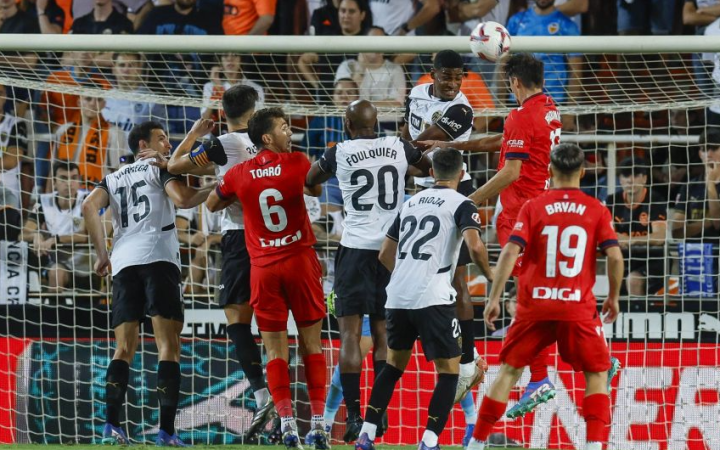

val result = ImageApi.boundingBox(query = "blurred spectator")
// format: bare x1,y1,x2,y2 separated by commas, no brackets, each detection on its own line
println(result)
0,0,39,118
0,85,28,211
369,0,440,36
176,196,222,295
506,0,582,106
334,27,406,108
0,186,21,241
35,0,73,33
53,95,127,187
223,0,276,35
301,78,358,159
202,54,265,123
605,158,667,296
617,0,675,35
102,52,168,135
298,0,371,103
1,0,40,33
21,162,91,292
684,1,720,90
71,0,133,34
671,129,720,243
310,0,372,35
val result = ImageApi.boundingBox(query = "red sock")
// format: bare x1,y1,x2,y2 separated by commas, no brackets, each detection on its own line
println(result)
266,358,293,417
584,393,610,444
302,353,327,417
473,397,507,441
529,347,550,382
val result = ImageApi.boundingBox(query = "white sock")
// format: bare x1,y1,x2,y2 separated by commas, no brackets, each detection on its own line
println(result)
421,430,439,447
465,412,478,424
311,415,325,430
469,438,485,450
460,362,476,378
254,387,270,406
585,442,602,450
280,416,297,432
359,422,378,441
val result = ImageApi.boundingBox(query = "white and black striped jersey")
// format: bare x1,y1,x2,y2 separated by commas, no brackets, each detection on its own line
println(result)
215,130,258,232
318,135,423,250
405,83,473,187
385,186,481,309
35,190,88,236
97,159,182,276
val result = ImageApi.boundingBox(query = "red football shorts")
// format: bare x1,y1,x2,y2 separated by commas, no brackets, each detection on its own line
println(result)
250,248,326,332
496,215,523,277
499,317,611,373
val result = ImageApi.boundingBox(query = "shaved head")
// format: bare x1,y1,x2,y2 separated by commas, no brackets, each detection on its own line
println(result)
345,99,378,136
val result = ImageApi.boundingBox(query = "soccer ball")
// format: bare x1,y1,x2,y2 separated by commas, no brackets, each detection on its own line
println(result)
469,21,511,62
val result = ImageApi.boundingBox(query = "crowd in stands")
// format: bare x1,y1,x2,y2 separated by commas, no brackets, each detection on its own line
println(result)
1,0,720,302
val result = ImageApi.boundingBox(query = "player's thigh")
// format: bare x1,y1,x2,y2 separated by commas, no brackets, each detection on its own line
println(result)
218,230,252,307
250,263,288,333
414,305,462,362
334,245,385,317
284,249,326,328
386,308,419,353
143,261,185,323
498,320,558,369
556,317,611,373
111,265,147,329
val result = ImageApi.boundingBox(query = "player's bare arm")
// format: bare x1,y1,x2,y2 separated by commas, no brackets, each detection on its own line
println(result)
164,119,219,176
305,162,333,190
469,159,521,205
205,187,236,213
483,242,521,331
164,178,216,209
378,236,398,272
462,228,493,281
411,123,454,151
417,135,502,153
81,187,111,277
602,246,623,323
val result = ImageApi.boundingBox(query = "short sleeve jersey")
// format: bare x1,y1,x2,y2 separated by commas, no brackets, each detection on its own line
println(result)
405,83,473,187
385,186,482,309
97,159,182,276
222,0,277,35
509,189,619,321
216,150,316,267
318,135,422,250
497,93,561,221
36,190,88,236
214,130,258,232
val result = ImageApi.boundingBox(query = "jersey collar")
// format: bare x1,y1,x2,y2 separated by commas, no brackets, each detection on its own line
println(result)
521,92,544,106
231,128,248,134
352,134,377,140
428,85,452,103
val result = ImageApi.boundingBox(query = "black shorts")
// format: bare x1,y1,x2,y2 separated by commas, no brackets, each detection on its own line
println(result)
386,304,462,361
111,261,184,328
334,244,390,318
218,230,252,306
457,179,475,266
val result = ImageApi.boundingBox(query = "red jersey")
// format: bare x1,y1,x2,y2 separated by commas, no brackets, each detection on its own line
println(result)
508,189,619,322
497,93,562,221
216,149,316,267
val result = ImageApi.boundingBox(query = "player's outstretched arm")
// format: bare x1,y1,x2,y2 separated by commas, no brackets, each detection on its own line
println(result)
469,159,521,205
484,242,520,331
462,228,493,282
305,161,333,192
165,179,216,210
165,119,219,176
205,187,236,213
379,237,399,272
82,187,111,277
602,246,623,324
416,135,502,153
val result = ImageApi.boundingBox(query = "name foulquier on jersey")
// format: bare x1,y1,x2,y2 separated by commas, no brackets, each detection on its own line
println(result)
343,147,399,166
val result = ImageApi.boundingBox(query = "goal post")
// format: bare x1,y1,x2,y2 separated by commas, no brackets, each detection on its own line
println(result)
0,34,719,449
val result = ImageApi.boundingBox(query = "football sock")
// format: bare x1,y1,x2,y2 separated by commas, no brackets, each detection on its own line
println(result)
529,347,550,382
157,360,181,436
365,364,403,426
359,422,378,441
303,353,327,417
461,391,478,424
584,393,610,445
426,373,458,436
105,359,129,427
324,365,344,426
280,416,298,431
473,397,507,442
311,414,325,430
373,359,386,381
226,323,266,392
340,372,362,417
459,319,475,364
421,430,439,447
267,358,293,418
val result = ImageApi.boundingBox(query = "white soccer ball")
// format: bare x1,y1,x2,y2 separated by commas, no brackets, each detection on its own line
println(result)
469,21,511,62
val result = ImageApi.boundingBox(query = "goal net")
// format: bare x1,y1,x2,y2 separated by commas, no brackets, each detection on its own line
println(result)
0,35,719,450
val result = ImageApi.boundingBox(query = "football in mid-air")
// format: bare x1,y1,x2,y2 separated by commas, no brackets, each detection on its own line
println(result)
469,21,511,62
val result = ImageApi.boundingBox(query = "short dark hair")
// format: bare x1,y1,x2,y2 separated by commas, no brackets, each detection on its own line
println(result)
550,143,585,175
53,161,79,178
505,53,544,89
248,108,286,149
699,128,720,150
618,157,648,177
222,84,259,121
128,121,165,155
432,147,464,180
433,50,464,70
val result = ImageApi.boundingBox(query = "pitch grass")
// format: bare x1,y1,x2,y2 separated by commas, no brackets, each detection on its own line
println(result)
5,446,540,450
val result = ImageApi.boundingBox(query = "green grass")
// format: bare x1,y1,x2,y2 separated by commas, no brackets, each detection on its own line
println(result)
3,446,538,450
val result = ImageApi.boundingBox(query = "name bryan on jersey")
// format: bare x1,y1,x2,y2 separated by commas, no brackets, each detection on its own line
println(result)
345,147,398,166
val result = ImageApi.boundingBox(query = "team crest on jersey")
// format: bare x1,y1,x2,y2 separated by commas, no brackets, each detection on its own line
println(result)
73,217,82,229
548,22,560,34
513,221,523,231
134,103,143,113
431,111,443,124
471,213,482,224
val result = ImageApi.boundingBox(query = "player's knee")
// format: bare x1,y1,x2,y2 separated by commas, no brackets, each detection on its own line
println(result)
113,338,138,361
499,362,523,379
